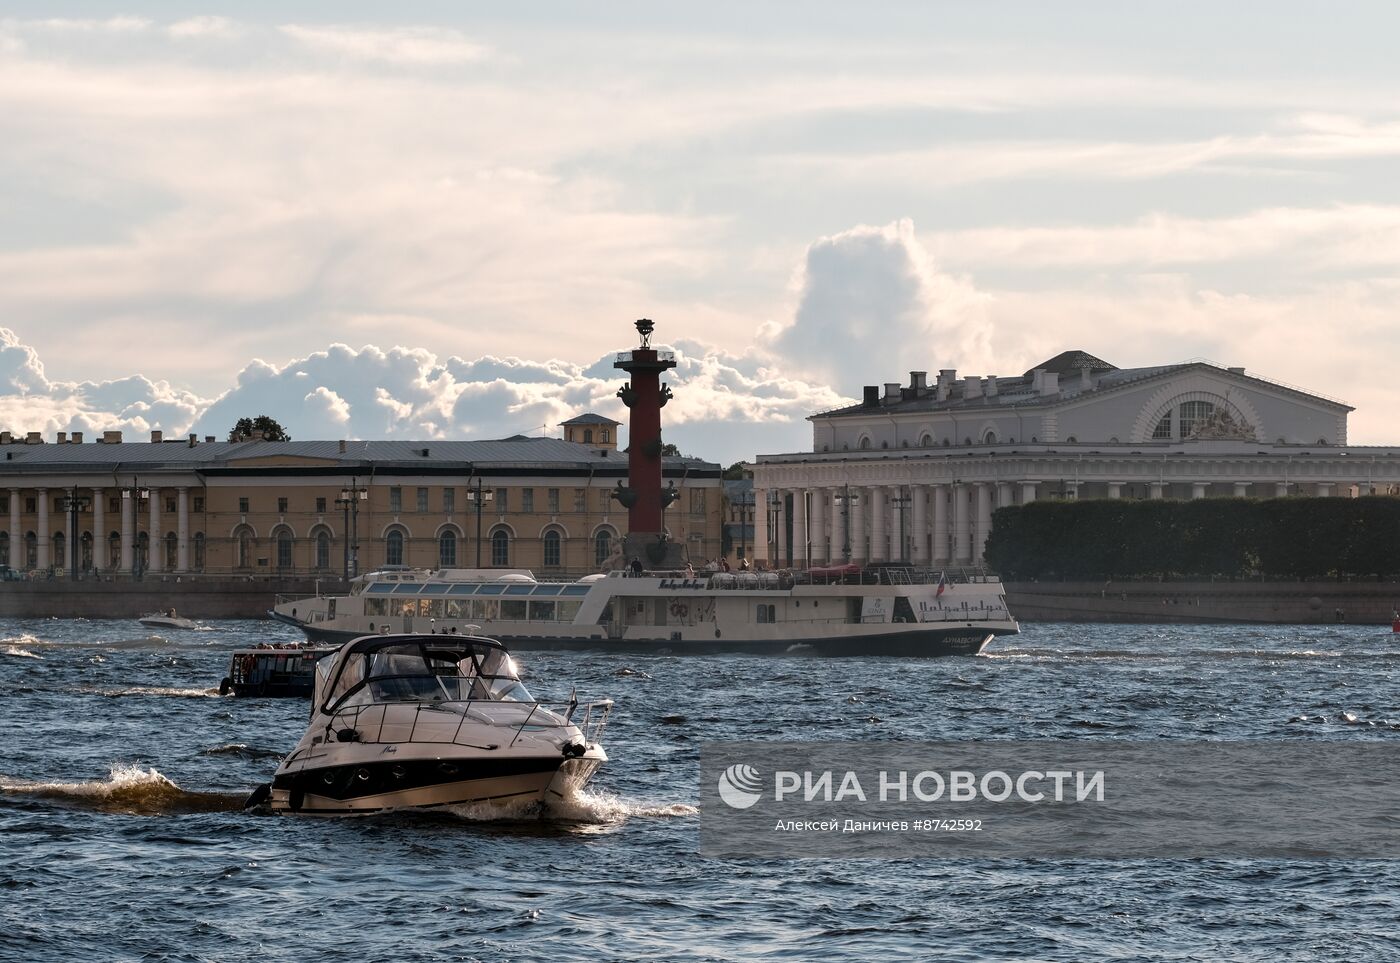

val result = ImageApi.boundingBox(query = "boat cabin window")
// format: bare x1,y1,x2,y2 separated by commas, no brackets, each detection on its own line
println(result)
323,639,532,712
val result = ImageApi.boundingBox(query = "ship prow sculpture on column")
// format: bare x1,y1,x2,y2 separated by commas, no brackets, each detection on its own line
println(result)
612,318,688,571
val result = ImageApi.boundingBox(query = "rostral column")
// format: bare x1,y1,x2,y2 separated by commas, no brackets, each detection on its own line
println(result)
612,319,679,543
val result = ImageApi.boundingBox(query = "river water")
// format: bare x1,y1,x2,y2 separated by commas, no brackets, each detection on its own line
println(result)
1,618,1396,962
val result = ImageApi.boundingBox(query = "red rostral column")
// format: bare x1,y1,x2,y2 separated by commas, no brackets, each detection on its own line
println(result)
613,319,677,534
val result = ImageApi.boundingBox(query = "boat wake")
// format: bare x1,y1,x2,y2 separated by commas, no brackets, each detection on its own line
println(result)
76,685,225,699
2,645,42,659
444,787,698,826
0,764,246,815
201,743,285,760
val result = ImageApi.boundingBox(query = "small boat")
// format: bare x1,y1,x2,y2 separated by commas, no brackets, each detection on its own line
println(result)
256,632,611,815
138,608,200,631
219,643,341,697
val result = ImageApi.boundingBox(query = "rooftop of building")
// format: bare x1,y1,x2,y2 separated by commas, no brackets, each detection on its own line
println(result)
813,351,1352,420
559,412,621,426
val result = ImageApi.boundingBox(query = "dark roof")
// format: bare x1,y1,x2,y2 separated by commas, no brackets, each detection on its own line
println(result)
1024,350,1117,377
559,412,621,426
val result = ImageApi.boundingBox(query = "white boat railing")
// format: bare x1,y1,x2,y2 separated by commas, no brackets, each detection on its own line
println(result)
325,697,613,751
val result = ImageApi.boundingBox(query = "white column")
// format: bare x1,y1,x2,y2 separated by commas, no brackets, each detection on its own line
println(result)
121,491,134,573
809,488,826,566
1191,482,1208,500
753,488,768,566
792,489,808,568
1150,483,1165,499
1020,481,1038,504
91,488,104,572
36,488,48,570
932,484,949,565
177,488,190,572
1233,482,1251,498
8,489,19,570
148,488,163,572
911,485,929,564
974,483,993,563
1315,483,1334,497
997,482,1013,509
1275,481,1289,497
1107,482,1123,499
851,487,867,564
953,484,971,564
868,486,886,563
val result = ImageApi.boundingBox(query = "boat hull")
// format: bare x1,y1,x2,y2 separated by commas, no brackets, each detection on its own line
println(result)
271,612,1007,657
268,753,603,815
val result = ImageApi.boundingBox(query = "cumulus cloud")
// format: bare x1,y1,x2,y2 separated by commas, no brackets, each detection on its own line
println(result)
277,24,489,64
764,220,993,390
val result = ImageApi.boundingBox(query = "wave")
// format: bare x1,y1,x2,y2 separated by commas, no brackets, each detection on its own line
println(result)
984,646,1370,662
0,764,246,815
2,646,41,659
201,744,284,760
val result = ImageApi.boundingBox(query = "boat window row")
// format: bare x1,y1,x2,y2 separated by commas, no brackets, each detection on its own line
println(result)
364,597,584,623
363,581,590,598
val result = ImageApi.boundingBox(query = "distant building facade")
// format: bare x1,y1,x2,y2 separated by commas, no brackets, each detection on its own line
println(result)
0,422,721,579
752,351,1400,568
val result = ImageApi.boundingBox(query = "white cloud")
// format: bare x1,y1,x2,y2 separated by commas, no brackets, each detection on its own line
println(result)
167,17,244,41
277,24,489,64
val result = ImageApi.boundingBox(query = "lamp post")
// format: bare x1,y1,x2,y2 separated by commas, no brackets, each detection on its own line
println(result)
835,485,860,564
891,488,911,563
335,479,368,579
122,482,149,579
467,477,494,567
61,487,91,581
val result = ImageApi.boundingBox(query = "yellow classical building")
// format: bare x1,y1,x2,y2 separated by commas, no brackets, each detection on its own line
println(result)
0,422,722,579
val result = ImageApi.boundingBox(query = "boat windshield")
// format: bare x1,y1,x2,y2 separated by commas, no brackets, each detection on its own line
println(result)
323,639,532,712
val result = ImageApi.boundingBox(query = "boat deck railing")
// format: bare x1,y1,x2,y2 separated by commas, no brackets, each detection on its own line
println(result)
694,566,1001,591
324,697,614,752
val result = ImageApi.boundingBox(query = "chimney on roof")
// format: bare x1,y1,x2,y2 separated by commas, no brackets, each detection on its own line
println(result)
1228,366,1245,376
962,376,982,400
936,369,957,401
71,431,83,444
1031,369,1045,393
188,434,198,447
985,376,998,398
0,432,10,445
883,382,901,403
909,371,928,394
25,431,41,444
56,431,67,444
150,430,162,443
205,435,215,443
1080,367,1093,391
103,430,122,444
862,386,879,407
338,439,347,454
1040,371,1060,396
420,447,430,457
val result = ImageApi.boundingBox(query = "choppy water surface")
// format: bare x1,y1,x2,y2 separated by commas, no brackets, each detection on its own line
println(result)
1,618,1396,961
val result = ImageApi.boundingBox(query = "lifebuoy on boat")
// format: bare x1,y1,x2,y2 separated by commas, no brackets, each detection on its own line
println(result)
669,601,689,619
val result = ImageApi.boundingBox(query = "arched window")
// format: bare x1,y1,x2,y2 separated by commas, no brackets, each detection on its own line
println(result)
165,531,177,570
1179,401,1214,438
275,529,293,570
0,531,10,568
108,531,120,569
594,529,614,567
80,532,93,570
543,530,562,567
194,533,205,571
52,532,65,570
315,531,330,570
136,532,149,572
920,433,932,448
25,532,36,570
583,429,594,443
386,530,404,567
1152,413,1172,439
859,437,872,450
491,529,509,566
983,430,998,445
439,530,457,568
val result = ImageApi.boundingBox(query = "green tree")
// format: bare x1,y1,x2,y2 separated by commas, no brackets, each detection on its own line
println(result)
230,415,291,442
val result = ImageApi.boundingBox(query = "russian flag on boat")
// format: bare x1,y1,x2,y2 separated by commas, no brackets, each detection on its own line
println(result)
936,571,948,597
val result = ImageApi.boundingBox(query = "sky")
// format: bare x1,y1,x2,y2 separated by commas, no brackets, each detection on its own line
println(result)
2,2,1399,464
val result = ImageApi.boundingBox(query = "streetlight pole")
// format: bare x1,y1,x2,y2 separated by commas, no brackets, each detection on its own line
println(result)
336,479,368,579
891,488,910,563
836,484,860,564
61,486,91,581
122,481,149,580
467,476,494,567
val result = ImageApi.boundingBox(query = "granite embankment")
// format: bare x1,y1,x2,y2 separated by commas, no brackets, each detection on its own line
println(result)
1005,580,1400,624
0,577,331,619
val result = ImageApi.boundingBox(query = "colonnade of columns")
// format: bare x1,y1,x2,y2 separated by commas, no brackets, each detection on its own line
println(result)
751,476,1347,569
5,486,192,575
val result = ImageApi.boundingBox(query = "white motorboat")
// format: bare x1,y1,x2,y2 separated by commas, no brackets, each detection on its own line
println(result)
271,563,1019,657
138,608,200,631
259,633,611,815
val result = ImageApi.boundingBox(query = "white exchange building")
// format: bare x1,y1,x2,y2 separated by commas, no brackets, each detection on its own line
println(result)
751,351,1400,568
